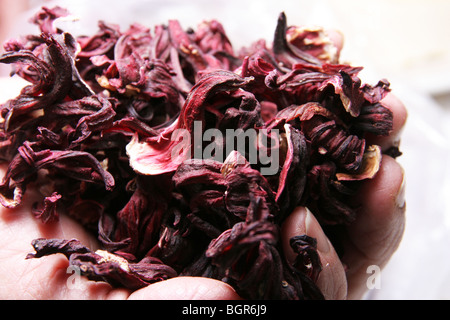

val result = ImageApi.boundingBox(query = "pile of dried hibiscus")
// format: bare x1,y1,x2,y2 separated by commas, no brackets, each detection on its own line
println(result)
0,7,400,299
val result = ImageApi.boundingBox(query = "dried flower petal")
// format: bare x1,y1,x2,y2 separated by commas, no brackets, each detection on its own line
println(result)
26,238,177,290
0,7,400,300
126,71,252,175
336,145,382,181
286,25,339,63
273,12,322,67
32,192,61,223
29,6,70,34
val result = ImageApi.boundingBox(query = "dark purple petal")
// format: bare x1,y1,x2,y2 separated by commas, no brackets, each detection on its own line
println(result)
273,12,321,67
32,192,61,223
0,141,114,208
77,21,121,59
29,6,70,34
26,238,91,259
26,238,177,290
126,70,252,175
0,8,399,300
0,33,80,131
306,162,357,224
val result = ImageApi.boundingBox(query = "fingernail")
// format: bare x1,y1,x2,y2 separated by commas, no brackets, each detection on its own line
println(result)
305,208,331,254
396,168,406,210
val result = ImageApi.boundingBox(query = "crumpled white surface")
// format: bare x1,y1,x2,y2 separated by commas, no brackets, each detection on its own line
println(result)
1,0,450,299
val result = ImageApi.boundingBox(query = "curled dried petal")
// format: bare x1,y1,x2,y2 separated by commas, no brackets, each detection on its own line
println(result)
273,12,321,67
0,9,399,300
26,238,177,290
32,192,61,223
336,145,381,181
286,25,339,63
0,141,115,208
29,6,70,34
0,33,81,131
306,162,357,224
354,103,393,136
126,71,252,175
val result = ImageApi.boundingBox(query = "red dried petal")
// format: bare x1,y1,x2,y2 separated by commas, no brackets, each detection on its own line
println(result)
29,6,70,34
27,238,177,290
0,8,399,300
126,71,252,175
32,192,61,223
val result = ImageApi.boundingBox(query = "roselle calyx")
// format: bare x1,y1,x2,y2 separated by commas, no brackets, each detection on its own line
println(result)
0,7,399,299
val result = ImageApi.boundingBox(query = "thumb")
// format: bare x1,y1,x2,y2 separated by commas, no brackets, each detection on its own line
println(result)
127,276,242,300
281,207,347,300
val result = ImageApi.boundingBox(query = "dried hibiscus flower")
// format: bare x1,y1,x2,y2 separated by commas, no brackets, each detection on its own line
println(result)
0,7,400,299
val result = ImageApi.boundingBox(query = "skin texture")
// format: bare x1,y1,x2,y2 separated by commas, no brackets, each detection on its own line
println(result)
0,31,407,300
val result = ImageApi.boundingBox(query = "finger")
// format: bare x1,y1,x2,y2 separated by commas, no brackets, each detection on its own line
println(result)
127,276,242,300
367,92,408,153
342,155,406,299
281,207,347,300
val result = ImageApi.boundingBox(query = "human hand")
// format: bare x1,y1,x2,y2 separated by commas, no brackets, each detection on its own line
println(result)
0,92,406,301
0,174,242,299
144,30,406,300
0,27,406,300
276,31,407,300
281,92,407,300
0,94,406,302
